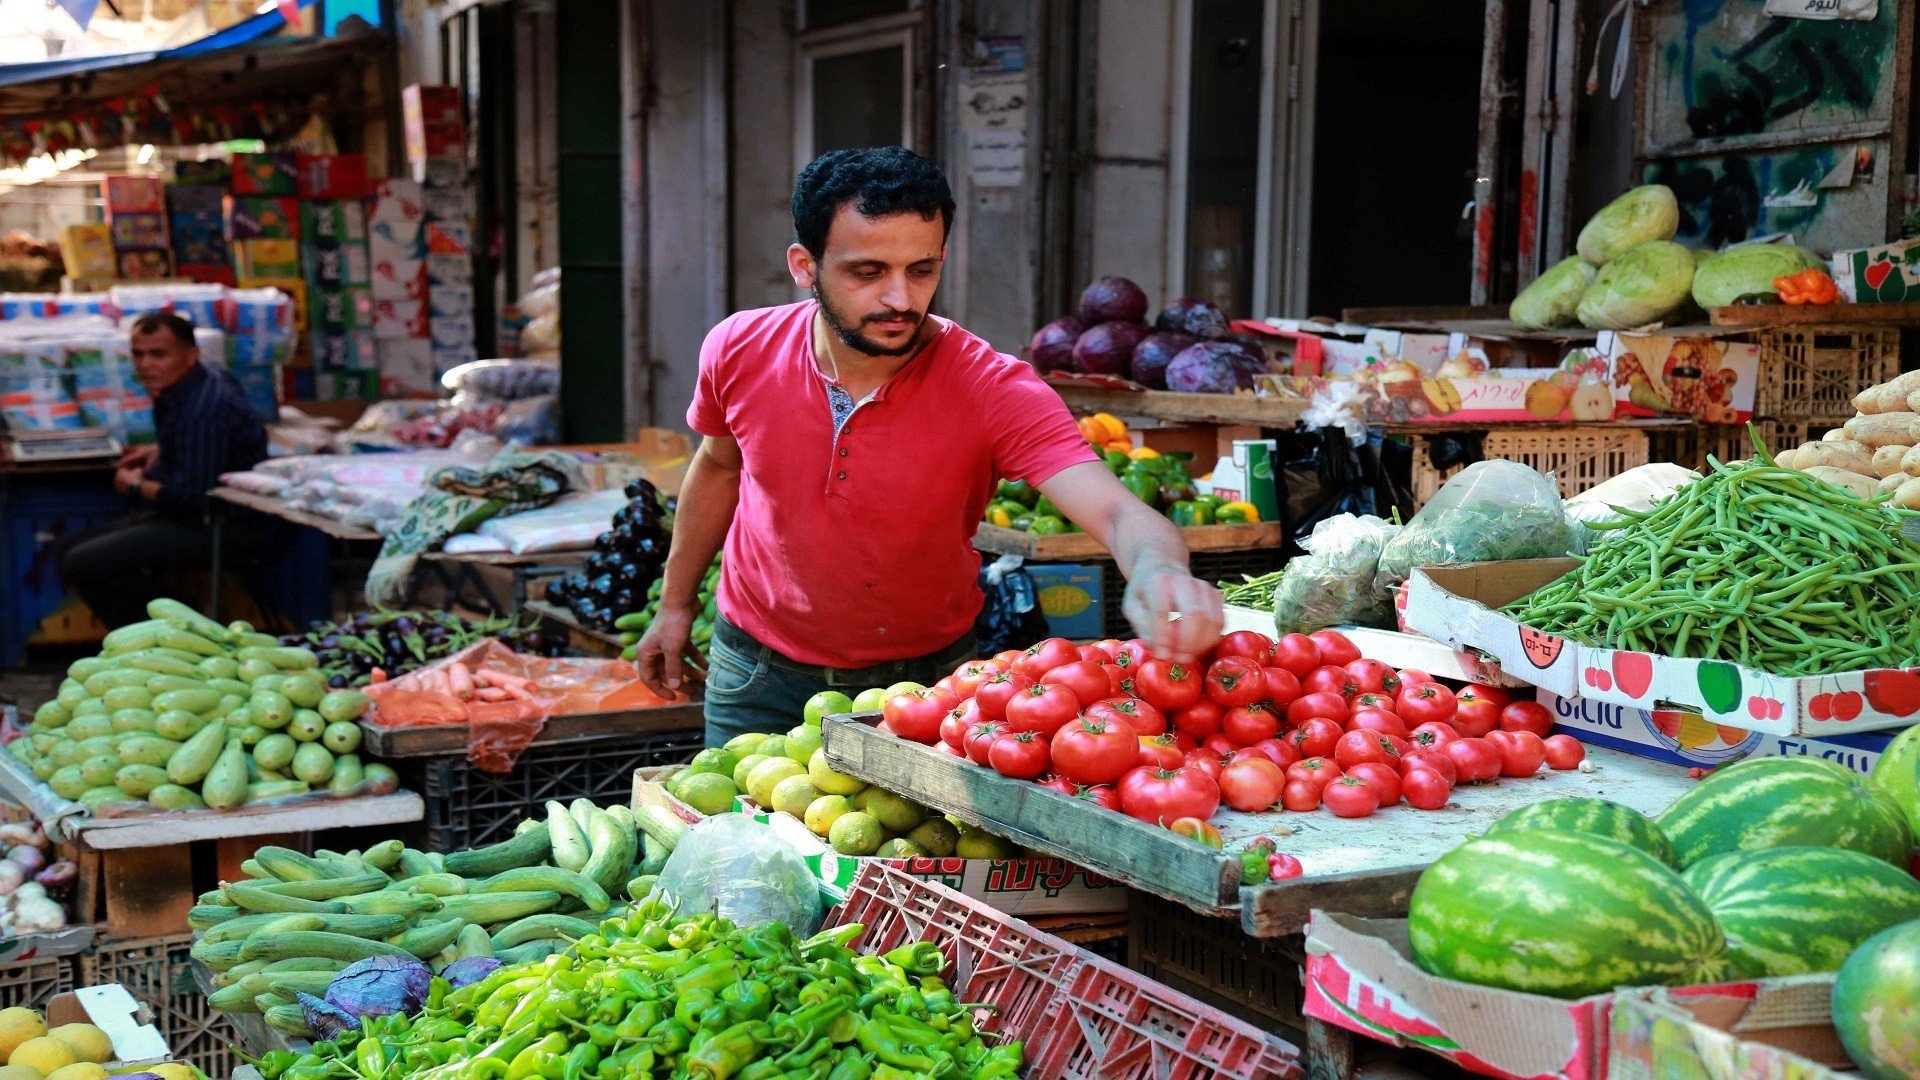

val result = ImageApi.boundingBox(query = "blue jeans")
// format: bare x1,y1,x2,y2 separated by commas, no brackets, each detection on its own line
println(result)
702,617,976,748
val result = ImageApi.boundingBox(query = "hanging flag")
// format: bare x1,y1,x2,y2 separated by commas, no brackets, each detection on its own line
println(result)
54,0,101,30
277,0,303,26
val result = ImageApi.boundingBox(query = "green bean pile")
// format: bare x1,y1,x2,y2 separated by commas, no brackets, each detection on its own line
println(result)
1220,570,1285,610
1505,449,1920,677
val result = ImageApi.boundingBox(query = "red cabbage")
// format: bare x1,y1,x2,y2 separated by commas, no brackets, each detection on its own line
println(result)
1131,331,1197,389
1156,297,1230,338
1071,321,1151,376
1078,276,1149,324
1028,316,1084,373
325,955,432,1020
442,956,503,989
298,992,361,1041
1166,341,1263,393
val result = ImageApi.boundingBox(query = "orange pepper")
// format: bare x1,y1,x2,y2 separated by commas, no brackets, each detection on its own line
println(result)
1776,268,1838,305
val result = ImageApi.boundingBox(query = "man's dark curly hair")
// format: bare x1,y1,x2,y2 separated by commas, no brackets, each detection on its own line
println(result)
792,146,956,259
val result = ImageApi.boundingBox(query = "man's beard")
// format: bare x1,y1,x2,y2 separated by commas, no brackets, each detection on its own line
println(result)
813,283,925,358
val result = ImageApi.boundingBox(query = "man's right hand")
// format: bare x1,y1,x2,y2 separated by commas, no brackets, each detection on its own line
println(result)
632,603,707,698
118,445,157,470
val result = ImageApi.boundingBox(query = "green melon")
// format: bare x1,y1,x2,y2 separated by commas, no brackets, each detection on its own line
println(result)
1485,797,1677,865
1832,919,1920,1080
1683,846,1920,977
1870,725,1919,842
1656,757,1911,868
1408,829,1728,999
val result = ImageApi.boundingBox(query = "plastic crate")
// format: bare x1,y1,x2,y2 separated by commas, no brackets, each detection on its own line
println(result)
1,480,127,666
1128,890,1305,1033
1410,426,1649,507
1084,547,1286,638
1644,420,1819,472
81,932,237,1079
0,955,76,1011
419,729,704,851
1754,326,1901,422
831,861,1301,1080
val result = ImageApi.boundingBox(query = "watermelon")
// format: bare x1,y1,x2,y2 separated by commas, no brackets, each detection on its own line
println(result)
1408,829,1728,999
1832,919,1920,1080
1682,846,1920,977
1870,724,1919,843
1485,797,1677,865
1656,757,1912,868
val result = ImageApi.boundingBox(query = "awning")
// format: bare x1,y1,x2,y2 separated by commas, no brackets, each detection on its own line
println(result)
0,0,322,90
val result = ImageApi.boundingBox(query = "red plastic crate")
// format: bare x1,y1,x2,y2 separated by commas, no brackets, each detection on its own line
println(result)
830,862,1301,1080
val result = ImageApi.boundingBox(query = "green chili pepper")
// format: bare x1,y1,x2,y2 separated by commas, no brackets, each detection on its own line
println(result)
561,1043,601,1080
721,979,774,1023
854,1018,937,1072
675,959,740,995
823,1055,872,1080
505,1031,569,1080
676,988,718,1029
613,1000,663,1041
649,1017,693,1057
684,1020,773,1079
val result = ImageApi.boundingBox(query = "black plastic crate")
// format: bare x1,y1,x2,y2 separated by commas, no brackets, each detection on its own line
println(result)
83,933,237,1080
420,730,705,851
1127,890,1305,1036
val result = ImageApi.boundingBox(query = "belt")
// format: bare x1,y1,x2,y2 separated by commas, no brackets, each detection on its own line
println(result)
714,615,975,688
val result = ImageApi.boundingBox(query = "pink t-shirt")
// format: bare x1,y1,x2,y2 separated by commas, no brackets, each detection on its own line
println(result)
688,300,1096,668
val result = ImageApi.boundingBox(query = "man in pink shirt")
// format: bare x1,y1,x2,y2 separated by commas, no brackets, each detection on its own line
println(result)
634,147,1224,745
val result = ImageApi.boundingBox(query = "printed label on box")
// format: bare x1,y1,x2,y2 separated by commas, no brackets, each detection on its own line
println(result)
1831,237,1920,303
369,224,426,264
231,152,298,196
60,224,116,279
231,197,299,241
1545,691,1893,775
371,259,429,301
379,339,438,396
424,221,471,255
1026,564,1104,640
423,188,471,222
429,316,475,350
428,285,475,319
310,286,374,332
165,184,225,216
295,152,371,200
235,239,301,280
432,344,479,374
108,214,168,251
103,176,165,213
373,300,429,339
1601,333,1757,425
412,159,467,189
427,253,473,284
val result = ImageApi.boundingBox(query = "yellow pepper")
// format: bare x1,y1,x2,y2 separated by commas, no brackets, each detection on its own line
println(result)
1216,500,1261,523
1126,446,1161,462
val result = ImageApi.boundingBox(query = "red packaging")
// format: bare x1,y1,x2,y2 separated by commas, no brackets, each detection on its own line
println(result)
294,153,371,200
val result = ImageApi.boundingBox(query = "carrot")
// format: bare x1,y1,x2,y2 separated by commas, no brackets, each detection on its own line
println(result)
448,663,475,700
474,686,509,702
483,670,535,694
370,668,388,684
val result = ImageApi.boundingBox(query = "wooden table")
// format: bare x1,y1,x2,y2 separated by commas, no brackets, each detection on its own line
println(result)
524,599,629,658
1047,385,1308,427
420,548,586,616
973,520,1282,559
208,486,381,543
1708,301,1920,327
822,712,1695,934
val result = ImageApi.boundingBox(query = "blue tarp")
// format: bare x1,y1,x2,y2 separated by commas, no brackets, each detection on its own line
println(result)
0,0,319,90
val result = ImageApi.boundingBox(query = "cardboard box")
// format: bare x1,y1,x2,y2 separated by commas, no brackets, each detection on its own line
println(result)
378,339,438,396
412,158,467,189
311,328,379,372
403,83,465,126
429,315,475,350
284,368,378,401
305,245,370,290
164,184,225,216
423,187,471,223
231,196,299,240
1544,691,1895,775
371,258,429,301
234,238,301,280
1026,563,1104,640
424,220,471,255
432,343,480,374
369,223,426,264
107,213,168,252
239,278,306,330
227,333,295,366
48,984,173,1066
115,250,172,279
427,253,472,284
302,200,368,246
174,159,230,187
1830,237,1920,303
178,262,237,287
170,231,227,267
1600,332,1757,424
311,286,374,332
1407,560,1920,737
370,179,426,222
230,151,298,196
373,299,428,339
1303,911,1747,1080
60,223,116,279
428,284,475,319
102,176,165,213
408,120,467,164
295,152,370,199
1609,978,1851,1080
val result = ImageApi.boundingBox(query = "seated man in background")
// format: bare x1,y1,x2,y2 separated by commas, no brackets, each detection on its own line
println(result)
59,311,271,627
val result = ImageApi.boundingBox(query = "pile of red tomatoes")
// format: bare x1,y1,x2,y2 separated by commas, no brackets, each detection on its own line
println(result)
879,628,1587,832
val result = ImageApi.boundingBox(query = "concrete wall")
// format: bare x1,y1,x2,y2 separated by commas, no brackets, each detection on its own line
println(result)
1084,0,1179,305
728,0,801,312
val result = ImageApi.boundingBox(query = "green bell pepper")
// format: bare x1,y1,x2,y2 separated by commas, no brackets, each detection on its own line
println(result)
1168,500,1213,526
1023,515,1068,536
994,479,1038,507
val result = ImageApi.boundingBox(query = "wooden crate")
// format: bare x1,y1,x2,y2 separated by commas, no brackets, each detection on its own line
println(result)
1753,326,1901,422
974,521,1283,559
1409,426,1650,506
83,933,239,1079
72,834,297,941
1645,420,1817,472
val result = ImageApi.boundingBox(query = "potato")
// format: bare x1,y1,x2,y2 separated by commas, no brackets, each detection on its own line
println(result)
1804,466,1880,499
1896,476,1920,510
1776,447,1803,469
1903,445,1920,477
1844,413,1920,448
1791,440,1873,474
1878,472,1907,494
1824,428,1851,442
1871,445,1911,478
1854,371,1920,414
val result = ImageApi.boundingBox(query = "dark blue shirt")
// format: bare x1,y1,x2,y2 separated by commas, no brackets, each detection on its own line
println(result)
148,363,268,516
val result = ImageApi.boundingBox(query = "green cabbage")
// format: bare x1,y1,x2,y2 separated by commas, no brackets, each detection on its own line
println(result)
1510,257,1599,329
1690,243,1825,308
1576,241,1695,329
1577,185,1680,265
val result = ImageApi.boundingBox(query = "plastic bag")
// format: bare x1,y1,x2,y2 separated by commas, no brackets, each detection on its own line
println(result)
1564,463,1697,534
1375,460,1580,589
1269,514,1401,634
655,816,823,935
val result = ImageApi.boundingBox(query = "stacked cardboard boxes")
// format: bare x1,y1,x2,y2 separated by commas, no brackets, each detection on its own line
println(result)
369,179,434,395
103,177,171,280
403,85,480,386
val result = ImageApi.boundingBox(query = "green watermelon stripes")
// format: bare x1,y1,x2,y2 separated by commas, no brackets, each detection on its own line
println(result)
1485,797,1677,866
1684,846,1920,978
1657,757,1913,868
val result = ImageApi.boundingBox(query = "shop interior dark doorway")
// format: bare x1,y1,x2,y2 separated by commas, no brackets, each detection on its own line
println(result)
1306,0,1484,315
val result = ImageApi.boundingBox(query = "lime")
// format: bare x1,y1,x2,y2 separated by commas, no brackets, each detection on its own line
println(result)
955,829,1018,859
874,838,926,858
828,811,884,856
756,735,789,761
855,788,926,832
783,725,823,765
731,753,769,791
677,772,739,816
746,757,806,807
882,681,925,699
808,749,865,796
688,748,739,778
724,732,770,757
850,687,889,712
803,691,853,727
803,794,853,837
907,818,960,857
770,775,823,818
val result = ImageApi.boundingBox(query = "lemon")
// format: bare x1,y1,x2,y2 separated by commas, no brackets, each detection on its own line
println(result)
907,818,960,857
783,725,823,765
827,811,883,856
0,1065,44,1080
9,1037,74,1076
803,795,852,837
0,1008,45,1063
808,749,864,796
676,772,738,817
746,757,805,807
770,775,822,818
850,687,889,712
874,838,925,858
802,691,852,727
686,748,738,778
854,788,925,832
46,1026,108,1066
755,736,789,761
722,732,769,757
45,1064,107,1080
955,830,1018,859
731,754,769,792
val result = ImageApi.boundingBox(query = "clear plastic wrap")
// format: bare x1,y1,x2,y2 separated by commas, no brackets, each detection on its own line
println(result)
655,816,823,935
1268,514,1402,634
1563,462,1698,540
1374,460,1581,588
442,358,559,403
